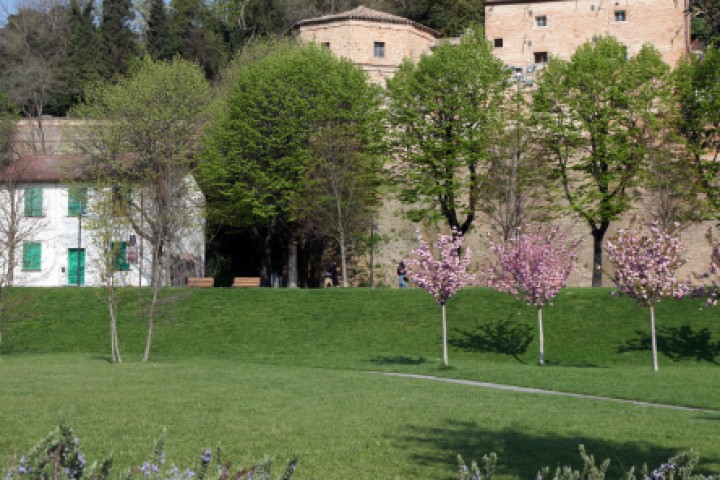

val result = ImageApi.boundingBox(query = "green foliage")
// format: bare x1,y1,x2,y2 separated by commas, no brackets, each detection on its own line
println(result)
146,0,174,62
101,0,137,79
386,26,508,234
676,46,720,216
532,37,673,286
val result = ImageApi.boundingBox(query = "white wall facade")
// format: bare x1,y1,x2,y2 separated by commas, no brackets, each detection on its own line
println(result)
4,182,205,287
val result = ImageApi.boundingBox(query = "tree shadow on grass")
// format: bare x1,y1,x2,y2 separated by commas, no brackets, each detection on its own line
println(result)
370,355,426,365
450,317,534,362
618,325,720,364
393,420,717,480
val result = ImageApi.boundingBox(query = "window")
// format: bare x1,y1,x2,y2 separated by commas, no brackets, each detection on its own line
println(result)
111,185,131,213
535,15,547,27
374,41,385,58
534,51,549,64
321,42,330,48
614,10,626,21
22,242,42,271
110,241,130,271
68,187,88,217
24,187,43,217
494,38,504,48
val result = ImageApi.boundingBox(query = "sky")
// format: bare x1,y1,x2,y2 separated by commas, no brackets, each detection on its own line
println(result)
0,0,16,26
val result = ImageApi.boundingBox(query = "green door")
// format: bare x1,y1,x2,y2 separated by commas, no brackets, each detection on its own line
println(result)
68,249,85,286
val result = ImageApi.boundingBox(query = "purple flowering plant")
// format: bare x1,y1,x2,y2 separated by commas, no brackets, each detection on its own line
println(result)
606,222,690,372
2,424,298,480
406,228,476,366
484,224,580,366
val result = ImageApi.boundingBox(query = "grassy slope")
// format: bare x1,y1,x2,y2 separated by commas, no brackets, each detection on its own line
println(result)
1,287,719,478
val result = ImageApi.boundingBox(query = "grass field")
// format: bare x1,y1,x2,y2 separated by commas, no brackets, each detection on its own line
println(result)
1,287,719,479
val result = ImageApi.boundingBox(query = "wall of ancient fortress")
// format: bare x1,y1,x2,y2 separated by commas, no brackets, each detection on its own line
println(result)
485,0,689,69
297,20,438,84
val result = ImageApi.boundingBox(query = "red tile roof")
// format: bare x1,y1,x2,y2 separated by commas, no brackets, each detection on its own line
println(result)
0,154,87,184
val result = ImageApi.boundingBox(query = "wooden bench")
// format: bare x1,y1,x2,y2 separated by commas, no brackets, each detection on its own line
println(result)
232,277,261,288
187,277,214,288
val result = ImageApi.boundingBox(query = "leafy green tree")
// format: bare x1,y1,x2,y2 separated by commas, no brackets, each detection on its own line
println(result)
690,0,720,45
532,37,673,286
71,57,210,362
197,41,383,287
676,46,720,217
385,27,508,235
146,0,173,61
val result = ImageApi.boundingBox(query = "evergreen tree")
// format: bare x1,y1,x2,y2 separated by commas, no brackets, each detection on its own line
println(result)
170,0,227,78
146,0,173,61
101,0,137,79
64,0,108,103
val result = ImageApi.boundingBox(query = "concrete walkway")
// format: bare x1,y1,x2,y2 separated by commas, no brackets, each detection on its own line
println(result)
374,372,720,414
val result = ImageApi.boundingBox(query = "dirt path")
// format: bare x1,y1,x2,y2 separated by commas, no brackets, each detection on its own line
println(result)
375,372,720,414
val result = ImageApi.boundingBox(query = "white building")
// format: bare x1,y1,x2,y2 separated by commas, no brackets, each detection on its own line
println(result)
0,121,206,287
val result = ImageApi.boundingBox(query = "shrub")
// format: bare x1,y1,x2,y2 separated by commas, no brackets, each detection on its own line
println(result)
2,423,297,480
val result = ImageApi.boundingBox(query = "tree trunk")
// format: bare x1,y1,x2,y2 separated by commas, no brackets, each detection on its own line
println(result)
537,307,544,366
591,222,609,287
650,305,659,372
143,247,162,362
287,239,297,288
108,293,122,364
339,228,348,288
441,303,448,366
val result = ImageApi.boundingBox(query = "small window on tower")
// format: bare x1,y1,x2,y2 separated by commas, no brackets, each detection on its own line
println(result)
321,42,330,48
494,38,504,48
374,41,385,58
614,10,626,21
534,51,549,64
535,15,547,27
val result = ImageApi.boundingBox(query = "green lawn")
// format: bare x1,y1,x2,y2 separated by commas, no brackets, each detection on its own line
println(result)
1,287,719,478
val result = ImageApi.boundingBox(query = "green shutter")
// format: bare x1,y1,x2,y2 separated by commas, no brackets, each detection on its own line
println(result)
22,242,42,270
24,188,43,217
68,187,88,217
111,242,130,271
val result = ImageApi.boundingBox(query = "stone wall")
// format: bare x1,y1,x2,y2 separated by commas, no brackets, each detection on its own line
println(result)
485,0,689,70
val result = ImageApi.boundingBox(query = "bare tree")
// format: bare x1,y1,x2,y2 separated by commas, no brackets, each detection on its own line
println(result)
71,57,210,362
480,88,551,241
0,0,69,152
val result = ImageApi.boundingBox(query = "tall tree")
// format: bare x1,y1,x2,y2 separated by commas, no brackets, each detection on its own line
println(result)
169,0,227,78
480,84,551,241
0,1,70,144
385,27,507,236
101,0,136,79
146,0,173,61
64,0,108,103
676,46,720,217
532,37,673,286
197,41,382,287
71,57,210,362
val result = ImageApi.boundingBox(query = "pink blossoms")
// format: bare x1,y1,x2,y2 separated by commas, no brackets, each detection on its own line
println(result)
407,229,476,365
485,225,579,365
606,223,690,371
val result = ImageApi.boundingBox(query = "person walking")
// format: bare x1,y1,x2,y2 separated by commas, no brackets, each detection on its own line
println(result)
397,261,408,288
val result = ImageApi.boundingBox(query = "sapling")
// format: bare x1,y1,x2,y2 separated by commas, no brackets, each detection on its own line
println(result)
606,223,690,372
407,229,476,366
485,224,579,366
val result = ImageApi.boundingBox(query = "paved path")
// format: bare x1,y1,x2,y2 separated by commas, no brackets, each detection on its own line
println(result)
374,372,720,414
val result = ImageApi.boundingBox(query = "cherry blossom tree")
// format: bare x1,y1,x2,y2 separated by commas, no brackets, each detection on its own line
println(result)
485,225,580,366
406,229,476,366
606,223,690,372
